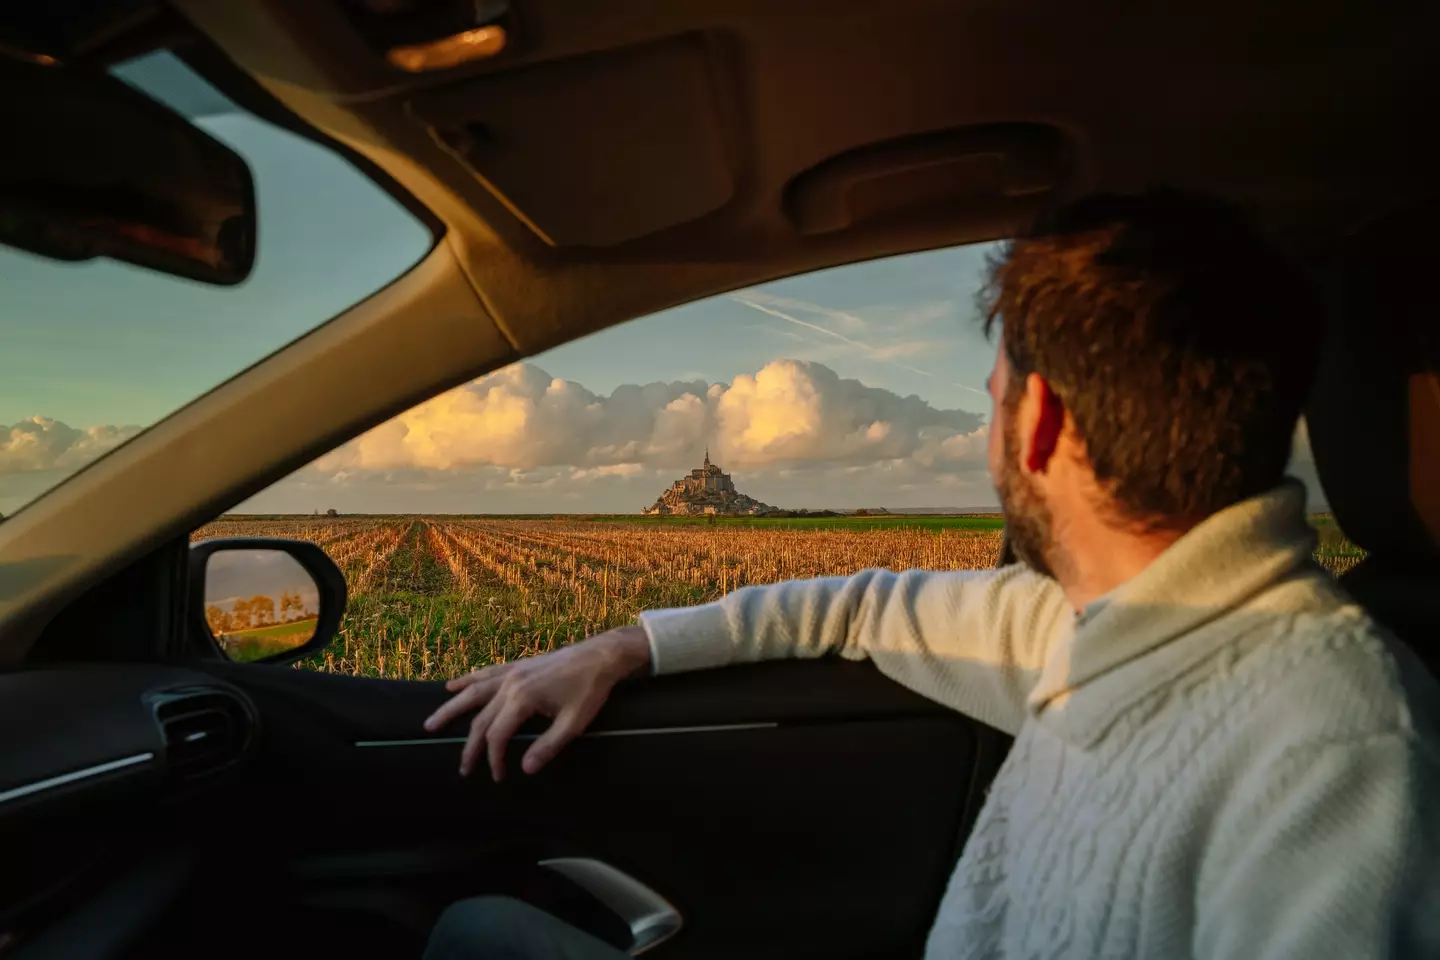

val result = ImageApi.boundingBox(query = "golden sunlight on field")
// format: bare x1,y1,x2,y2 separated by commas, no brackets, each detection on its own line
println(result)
191,516,1363,679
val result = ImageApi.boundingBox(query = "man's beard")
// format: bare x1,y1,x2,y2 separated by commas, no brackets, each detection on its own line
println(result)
995,417,1057,579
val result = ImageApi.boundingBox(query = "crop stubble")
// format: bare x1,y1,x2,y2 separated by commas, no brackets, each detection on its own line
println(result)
192,517,1364,679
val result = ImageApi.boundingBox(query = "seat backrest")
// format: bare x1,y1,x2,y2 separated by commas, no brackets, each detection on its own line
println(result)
1306,199,1440,676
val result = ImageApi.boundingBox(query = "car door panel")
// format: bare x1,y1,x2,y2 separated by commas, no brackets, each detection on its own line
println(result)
173,657,1011,959
0,656,1009,958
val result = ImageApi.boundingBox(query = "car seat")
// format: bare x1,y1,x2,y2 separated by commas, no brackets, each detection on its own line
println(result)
1306,199,1440,680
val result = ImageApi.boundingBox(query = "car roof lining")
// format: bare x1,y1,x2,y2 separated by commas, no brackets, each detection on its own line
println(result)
171,0,1434,356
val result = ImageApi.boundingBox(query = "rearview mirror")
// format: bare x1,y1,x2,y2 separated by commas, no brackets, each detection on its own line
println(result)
0,53,256,284
189,539,347,664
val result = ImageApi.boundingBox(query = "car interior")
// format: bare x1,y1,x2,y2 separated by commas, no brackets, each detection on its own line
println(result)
0,1,1436,957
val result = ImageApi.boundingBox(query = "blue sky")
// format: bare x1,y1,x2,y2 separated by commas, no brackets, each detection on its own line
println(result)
1,53,1325,517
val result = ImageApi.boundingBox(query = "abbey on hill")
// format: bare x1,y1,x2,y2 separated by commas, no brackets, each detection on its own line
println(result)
643,449,777,517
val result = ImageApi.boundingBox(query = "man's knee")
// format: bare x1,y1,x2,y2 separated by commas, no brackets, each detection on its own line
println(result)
425,896,551,959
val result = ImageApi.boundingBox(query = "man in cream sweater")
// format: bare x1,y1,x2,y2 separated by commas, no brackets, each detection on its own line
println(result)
424,190,1440,958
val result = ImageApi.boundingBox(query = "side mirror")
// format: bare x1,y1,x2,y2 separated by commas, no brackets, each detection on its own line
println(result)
189,539,347,665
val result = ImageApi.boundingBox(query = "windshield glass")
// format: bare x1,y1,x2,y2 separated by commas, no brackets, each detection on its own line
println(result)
0,51,433,519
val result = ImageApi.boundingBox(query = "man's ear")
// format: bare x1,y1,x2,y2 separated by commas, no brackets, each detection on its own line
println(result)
1021,373,1065,474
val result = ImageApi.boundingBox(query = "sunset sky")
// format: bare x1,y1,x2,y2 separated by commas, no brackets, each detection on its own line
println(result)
0,53,1326,518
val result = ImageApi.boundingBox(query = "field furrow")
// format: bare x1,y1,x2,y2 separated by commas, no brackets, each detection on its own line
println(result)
192,514,1364,679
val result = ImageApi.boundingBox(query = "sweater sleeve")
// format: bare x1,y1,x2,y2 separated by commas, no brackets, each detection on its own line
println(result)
1195,734,1440,960
637,564,1071,735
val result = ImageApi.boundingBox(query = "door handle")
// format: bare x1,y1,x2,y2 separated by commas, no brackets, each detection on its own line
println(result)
538,857,682,955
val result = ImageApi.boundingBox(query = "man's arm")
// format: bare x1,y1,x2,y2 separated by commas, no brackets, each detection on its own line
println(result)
425,565,1069,781
639,565,1069,736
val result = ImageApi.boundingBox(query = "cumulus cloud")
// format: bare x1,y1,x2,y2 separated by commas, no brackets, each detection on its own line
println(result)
2,388,1332,518
0,417,145,515
311,359,986,479
1,417,142,474
227,359,994,513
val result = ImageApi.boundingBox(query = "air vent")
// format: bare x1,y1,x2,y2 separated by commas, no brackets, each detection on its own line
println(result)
151,688,254,782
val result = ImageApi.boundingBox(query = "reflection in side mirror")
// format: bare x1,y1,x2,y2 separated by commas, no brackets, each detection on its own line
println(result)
0,53,257,285
206,550,319,661
189,539,347,664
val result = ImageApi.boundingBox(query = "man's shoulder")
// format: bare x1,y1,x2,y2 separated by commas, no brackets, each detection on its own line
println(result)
1178,600,1439,849
1218,587,1437,759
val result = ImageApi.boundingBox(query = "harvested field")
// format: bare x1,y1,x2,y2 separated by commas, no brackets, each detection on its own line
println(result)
192,515,1364,678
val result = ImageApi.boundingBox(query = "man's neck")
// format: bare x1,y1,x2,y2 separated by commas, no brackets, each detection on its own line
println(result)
1051,513,1189,614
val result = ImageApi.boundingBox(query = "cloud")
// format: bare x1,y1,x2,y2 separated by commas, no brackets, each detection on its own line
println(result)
229,359,996,513
571,463,646,481
1,417,142,474
1,391,1332,518
311,359,986,478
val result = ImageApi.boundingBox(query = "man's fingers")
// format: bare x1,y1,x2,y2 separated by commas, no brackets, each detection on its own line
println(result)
445,662,509,693
485,698,534,783
520,706,589,777
445,673,479,693
459,695,503,777
425,676,501,732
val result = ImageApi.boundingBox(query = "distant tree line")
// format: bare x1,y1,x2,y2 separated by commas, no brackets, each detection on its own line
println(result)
205,589,315,636
645,508,844,521
762,509,842,518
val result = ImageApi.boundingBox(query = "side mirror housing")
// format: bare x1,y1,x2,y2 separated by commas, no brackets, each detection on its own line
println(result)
189,538,347,665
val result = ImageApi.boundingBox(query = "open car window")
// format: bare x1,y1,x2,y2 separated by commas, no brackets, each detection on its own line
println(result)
193,243,1347,674
0,50,433,520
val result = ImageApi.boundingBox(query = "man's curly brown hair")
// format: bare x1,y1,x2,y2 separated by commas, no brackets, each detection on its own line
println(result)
979,189,1321,530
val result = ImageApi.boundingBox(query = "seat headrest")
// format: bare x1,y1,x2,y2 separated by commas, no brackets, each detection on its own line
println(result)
1305,200,1440,558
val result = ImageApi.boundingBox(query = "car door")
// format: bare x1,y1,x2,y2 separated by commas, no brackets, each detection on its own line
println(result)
181,655,1011,959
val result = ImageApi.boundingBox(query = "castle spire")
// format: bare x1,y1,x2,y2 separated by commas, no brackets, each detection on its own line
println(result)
704,445,710,469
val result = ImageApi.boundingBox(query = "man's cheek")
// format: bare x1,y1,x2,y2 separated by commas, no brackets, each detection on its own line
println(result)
987,426,1004,481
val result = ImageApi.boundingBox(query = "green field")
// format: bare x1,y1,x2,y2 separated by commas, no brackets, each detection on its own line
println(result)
218,617,317,661
1309,513,1366,574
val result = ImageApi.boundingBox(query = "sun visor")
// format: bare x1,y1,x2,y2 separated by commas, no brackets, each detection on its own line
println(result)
784,124,1070,237
408,37,734,248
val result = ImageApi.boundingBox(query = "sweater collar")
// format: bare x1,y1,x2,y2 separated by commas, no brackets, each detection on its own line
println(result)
1026,479,1318,749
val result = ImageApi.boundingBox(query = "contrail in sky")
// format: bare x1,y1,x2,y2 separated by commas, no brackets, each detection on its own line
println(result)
730,296,988,399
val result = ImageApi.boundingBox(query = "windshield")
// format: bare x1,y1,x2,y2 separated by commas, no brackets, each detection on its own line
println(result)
0,51,433,519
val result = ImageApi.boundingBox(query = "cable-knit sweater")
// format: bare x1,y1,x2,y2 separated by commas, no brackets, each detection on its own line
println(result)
638,482,1440,958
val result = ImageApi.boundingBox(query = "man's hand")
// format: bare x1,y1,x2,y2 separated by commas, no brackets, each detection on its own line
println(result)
423,624,652,781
